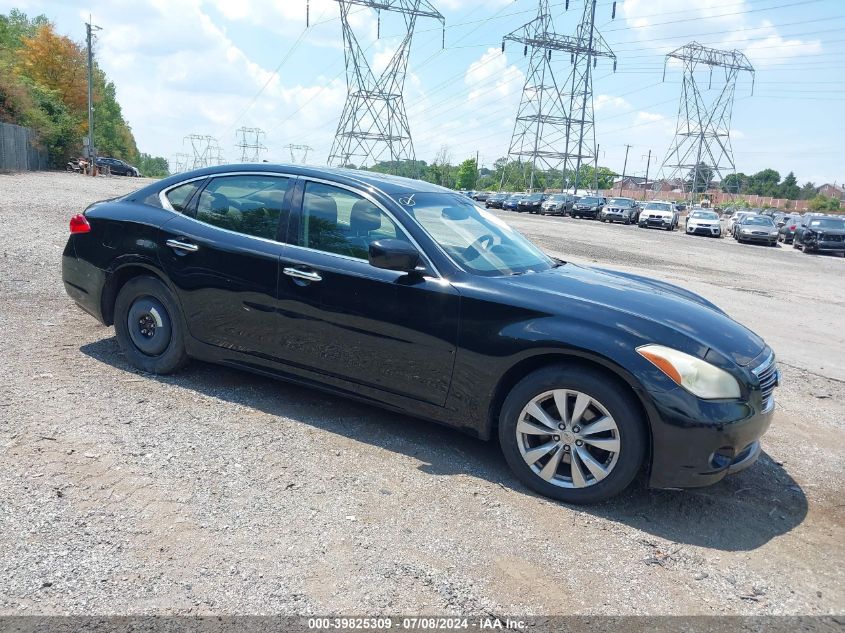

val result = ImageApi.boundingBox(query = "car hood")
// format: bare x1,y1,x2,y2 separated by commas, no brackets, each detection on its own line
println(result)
501,264,765,367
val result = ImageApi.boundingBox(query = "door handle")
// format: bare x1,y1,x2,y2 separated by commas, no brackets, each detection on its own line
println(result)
166,239,199,253
283,267,322,282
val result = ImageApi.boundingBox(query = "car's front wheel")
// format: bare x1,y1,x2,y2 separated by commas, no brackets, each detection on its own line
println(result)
498,365,646,504
114,275,189,374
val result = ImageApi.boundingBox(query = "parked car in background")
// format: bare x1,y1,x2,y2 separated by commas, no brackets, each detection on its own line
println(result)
728,211,758,237
541,194,574,216
638,201,678,231
734,215,778,246
96,157,139,176
503,194,524,211
485,192,509,209
776,214,803,244
61,163,779,504
518,193,547,214
571,196,605,219
793,215,845,255
685,209,722,237
601,198,638,224
472,191,491,203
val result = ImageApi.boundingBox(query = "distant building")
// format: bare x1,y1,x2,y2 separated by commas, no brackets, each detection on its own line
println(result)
816,183,845,200
612,176,649,190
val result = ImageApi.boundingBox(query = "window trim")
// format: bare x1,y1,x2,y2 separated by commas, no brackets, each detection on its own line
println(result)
293,176,442,279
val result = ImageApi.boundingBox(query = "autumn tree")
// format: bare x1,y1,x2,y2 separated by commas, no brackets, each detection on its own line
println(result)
18,24,88,115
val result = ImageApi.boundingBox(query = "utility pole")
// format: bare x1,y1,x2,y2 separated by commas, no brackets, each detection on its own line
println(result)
85,18,101,176
593,143,600,193
618,144,632,195
642,149,652,200
476,150,480,188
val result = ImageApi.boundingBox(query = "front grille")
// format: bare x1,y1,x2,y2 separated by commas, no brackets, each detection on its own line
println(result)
820,234,844,242
753,353,778,412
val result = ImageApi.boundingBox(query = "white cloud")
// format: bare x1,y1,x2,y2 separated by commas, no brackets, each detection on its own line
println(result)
594,95,630,111
465,47,523,102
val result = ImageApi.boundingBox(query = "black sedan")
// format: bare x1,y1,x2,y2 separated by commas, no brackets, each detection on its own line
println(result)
734,215,779,246
96,156,139,176
485,192,509,209
62,165,778,504
793,216,845,255
777,215,803,244
517,193,546,214
571,196,605,219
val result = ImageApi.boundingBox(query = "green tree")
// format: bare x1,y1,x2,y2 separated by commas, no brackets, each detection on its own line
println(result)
138,153,170,178
808,195,842,211
746,169,781,196
799,181,817,200
778,172,800,200
721,172,747,194
685,162,714,193
456,158,478,190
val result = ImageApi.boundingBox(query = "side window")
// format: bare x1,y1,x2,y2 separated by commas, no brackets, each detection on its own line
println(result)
165,181,202,212
299,181,406,259
195,175,290,240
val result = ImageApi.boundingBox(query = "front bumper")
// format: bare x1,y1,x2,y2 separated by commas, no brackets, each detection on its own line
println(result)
641,217,672,228
738,232,778,243
687,224,721,236
805,238,845,252
573,207,599,217
602,211,630,222
647,351,778,489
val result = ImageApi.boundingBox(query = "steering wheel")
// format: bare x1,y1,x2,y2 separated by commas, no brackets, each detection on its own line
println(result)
463,234,495,260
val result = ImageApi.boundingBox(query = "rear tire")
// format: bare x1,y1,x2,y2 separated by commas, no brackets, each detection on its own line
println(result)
498,365,646,504
114,276,189,374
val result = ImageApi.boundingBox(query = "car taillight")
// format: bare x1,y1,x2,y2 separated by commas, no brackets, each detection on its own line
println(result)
789,225,796,230
69,214,91,234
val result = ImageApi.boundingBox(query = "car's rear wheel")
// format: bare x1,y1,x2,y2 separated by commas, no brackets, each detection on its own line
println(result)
499,365,646,504
114,276,189,374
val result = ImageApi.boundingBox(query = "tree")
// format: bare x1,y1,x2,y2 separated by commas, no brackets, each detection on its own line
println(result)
778,172,800,200
808,195,842,212
746,169,780,196
685,162,714,193
456,158,478,190
721,172,747,194
18,24,88,114
799,181,817,200
138,153,170,178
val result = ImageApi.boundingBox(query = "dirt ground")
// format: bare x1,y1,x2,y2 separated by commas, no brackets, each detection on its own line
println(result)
0,171,843,616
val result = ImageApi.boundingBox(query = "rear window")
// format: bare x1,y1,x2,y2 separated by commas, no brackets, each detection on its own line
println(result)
165,181,203,212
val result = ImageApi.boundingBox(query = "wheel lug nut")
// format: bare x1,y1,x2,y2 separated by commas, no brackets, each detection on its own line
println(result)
553,435,560,441
576,440,583,447
563,444,570,452
558,424,565,430
573,426,581,433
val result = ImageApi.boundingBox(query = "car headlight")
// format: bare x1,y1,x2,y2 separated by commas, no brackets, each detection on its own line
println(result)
741,228,751,233
637,344,741,399
769,230,778,236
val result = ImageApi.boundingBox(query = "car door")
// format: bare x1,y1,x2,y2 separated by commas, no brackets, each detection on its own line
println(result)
158,172,295,356
275,179,460,406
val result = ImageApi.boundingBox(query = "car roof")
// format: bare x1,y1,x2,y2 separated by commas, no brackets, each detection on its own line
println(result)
129,163,455,200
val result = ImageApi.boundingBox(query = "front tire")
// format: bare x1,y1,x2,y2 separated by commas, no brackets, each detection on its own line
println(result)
498,365,646,504
114,276,189,374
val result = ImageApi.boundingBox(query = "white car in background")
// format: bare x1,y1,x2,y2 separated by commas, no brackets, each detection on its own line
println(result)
685,209,722,238
638,201,678,231
728,210,758,236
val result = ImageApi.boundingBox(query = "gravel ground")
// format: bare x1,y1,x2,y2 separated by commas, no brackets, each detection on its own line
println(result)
0,171,843,617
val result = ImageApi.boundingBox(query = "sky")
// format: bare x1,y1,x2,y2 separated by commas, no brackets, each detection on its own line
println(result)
2,0,843,185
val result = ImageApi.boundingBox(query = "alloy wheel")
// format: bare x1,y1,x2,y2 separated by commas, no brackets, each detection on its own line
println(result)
516,389,621,489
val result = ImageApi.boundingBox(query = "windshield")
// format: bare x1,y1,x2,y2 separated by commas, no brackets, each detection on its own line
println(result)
743,216,774,226
398,192,554,276
548,195,567,202
691,211,719,220
608,198,633,207
580,197,601,204
644,202,672,211
808,218,845,229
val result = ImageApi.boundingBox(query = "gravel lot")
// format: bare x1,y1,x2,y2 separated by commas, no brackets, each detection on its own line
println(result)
1,172,843,617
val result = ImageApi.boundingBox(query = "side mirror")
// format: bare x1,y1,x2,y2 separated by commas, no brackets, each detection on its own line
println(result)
369,239,421,273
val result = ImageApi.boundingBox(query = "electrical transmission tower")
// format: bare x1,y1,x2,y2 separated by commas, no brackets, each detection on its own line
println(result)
656,42,754,202
286,144,314,164
502,0,616,192
170,153,190,174
235,127,267,163
184,134,222,170
327,0,445,171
